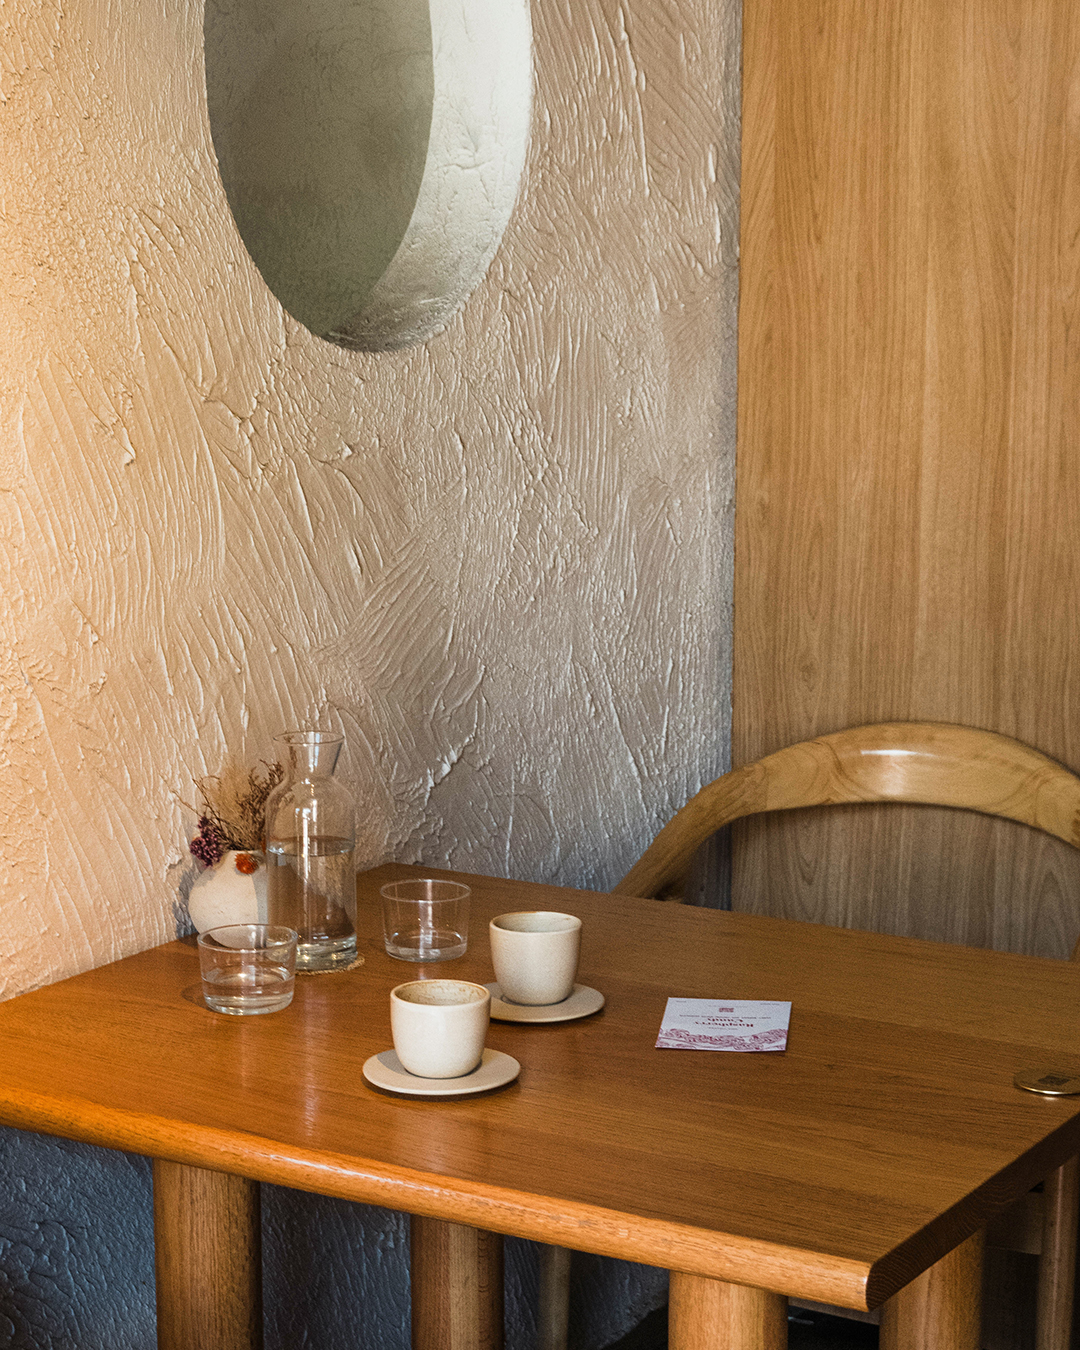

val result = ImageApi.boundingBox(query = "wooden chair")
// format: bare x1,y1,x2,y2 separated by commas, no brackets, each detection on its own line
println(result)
626,722,1080,1348
539,722,1080,1350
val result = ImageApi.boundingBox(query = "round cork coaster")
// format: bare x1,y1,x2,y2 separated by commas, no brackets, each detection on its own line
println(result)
297,954,366,975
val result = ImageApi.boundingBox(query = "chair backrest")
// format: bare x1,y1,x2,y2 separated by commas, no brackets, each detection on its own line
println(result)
612,722,1080,908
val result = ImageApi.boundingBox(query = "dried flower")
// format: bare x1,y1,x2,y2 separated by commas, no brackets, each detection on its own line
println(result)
187,760,284,864
190,815,228,867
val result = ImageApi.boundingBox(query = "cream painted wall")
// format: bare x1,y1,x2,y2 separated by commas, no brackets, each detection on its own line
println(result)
0,0,737,1001
0,0,737,1343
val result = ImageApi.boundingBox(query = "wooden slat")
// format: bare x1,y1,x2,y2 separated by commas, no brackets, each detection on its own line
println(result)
668,1273,787,1349
153,1160,262,1350
735,0,1080,946
410,1217,503,1350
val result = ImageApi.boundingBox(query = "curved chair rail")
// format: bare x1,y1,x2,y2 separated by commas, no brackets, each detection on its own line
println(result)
612,722,1080,901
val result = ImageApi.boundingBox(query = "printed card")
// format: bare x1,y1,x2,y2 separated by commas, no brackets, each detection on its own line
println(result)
655,998,791,1052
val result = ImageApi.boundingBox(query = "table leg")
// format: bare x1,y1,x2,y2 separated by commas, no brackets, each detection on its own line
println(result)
152,1159,263,1350
879,1229,984,1350
537,1243,571,1350
1036,1156,1079,1350
411,1215,504,1350
668,1272,788,1349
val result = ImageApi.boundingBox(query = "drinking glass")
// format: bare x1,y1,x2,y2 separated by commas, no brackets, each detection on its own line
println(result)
379,879,470,961
198,924,298,1015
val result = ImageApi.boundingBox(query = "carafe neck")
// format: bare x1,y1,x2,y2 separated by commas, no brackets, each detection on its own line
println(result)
276,730,343,779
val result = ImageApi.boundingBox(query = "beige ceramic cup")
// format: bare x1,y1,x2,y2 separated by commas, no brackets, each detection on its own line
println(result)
489,911,582,1006
390,980,490,1078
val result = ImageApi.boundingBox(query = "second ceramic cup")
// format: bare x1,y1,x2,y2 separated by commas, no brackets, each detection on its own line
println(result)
489,911,581,1005
390,980,490,1078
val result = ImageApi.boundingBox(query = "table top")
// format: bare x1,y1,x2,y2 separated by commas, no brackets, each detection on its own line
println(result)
2,863,1080,1310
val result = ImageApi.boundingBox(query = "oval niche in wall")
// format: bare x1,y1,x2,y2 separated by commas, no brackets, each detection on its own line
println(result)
204,0,532,351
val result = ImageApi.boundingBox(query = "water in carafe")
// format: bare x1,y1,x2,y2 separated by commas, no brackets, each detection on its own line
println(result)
265,731,356,970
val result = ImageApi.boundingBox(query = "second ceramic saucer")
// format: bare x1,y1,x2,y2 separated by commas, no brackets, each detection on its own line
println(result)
363,1047,520,1097
486,982,605,1023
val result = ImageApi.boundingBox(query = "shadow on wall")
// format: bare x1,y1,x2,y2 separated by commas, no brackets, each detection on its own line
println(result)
0,1129,667,1348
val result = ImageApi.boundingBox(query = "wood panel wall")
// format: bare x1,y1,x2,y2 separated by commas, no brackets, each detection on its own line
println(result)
733,0,1080,956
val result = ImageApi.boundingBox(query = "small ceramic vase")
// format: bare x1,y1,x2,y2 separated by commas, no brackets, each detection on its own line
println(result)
187,850,268,933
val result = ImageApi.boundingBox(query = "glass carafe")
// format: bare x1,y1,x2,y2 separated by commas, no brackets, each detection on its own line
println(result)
265,731,356,971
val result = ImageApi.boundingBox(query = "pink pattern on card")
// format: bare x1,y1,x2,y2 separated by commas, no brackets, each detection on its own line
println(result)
655,1026,788,1052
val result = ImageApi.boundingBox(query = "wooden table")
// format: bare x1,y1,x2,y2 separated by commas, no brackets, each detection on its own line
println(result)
2,863,1080,1350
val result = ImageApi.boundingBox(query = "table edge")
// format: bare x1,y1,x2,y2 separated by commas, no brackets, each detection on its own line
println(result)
0,1084,874,1308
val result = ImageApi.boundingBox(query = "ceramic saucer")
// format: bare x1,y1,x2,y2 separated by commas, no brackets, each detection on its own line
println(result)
362,1047,520,1097
485,982,605,1023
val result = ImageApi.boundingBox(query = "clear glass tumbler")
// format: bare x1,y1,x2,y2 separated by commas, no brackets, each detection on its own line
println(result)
379,879,471,961
198,924,298,1015
265,730,357,971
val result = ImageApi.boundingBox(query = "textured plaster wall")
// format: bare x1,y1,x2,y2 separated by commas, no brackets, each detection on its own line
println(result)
0,0,739,1343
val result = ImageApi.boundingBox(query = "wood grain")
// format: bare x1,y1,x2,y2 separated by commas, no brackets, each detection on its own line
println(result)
880,1231,984,1350
668,1273,787,1349
616,723,1080,1344
613,722,1080,903
4,865,1080,1311
735,0,1080,947
1034,1155,1079,1350
410,1217,503,1350
152,1160,262,1350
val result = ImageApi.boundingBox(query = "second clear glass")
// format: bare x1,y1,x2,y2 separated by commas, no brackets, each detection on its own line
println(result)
265,730,356,971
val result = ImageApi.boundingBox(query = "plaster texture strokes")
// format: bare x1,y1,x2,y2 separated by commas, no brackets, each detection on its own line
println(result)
0,0,739,1343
